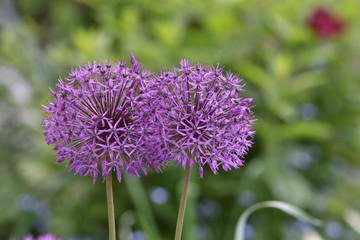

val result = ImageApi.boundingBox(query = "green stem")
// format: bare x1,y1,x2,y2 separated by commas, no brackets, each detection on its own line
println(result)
174,161,191,240
106,172,116,240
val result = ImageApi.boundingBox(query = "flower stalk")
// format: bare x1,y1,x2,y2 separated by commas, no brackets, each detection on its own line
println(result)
174,160,191,240
106,172,116,240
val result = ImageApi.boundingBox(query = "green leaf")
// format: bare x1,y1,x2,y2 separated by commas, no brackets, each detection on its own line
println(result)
272,54,293,83
124,175,162,240
344,208,360,236
240,61,270,91
234,201,322,240
288,72,326,96
280,121,333,140
10,212,36,238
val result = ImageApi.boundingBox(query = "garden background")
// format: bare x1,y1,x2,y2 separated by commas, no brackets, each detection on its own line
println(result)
0,0,359,239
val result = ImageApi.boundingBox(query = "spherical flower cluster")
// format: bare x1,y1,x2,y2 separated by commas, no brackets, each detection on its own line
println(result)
148,60,255,177
42,55,167,183
308,8,345,38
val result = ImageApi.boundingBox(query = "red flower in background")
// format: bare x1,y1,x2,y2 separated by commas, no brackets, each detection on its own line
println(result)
309,8,345,38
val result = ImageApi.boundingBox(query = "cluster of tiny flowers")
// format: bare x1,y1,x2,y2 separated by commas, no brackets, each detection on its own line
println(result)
42,55,167,183
12,234,61,240
148,60,255,177
43,55,255,182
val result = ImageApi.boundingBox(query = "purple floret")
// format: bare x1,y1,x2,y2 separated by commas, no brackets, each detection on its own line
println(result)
42,54,167,183
11,234,62,240
149,60,256,177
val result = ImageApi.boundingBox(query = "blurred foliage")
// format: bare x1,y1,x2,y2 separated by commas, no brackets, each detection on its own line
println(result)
0,0,360,239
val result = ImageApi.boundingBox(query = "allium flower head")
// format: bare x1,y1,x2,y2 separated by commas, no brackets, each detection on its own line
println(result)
149,60,255,177
42,54,166,183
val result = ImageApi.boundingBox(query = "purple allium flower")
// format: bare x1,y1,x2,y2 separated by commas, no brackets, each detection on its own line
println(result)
149,60,255,177
12,234,62,240
42,55,167,183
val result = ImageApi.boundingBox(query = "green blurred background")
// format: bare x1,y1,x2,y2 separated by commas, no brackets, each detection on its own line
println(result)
1,0,360,239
